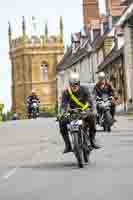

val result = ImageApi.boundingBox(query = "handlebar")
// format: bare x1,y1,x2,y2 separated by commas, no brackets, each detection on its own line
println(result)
67,107,90,113
63,108,89,119
67,108,82,112
96,97,102,101
96,96,113,101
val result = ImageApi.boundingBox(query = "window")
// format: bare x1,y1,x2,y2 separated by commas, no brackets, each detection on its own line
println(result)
73,67,76,72
40,62,48,80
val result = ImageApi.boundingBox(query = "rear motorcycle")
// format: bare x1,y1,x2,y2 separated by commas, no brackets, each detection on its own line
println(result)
66,109,92,168
96,95,114,132
29,99,39,119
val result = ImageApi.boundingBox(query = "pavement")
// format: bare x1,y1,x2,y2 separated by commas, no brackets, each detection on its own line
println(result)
0,116,133,199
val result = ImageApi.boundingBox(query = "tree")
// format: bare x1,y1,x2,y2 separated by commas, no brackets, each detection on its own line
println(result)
0,102,4,121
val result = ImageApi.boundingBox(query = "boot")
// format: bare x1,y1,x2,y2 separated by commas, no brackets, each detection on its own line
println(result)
61,133,72,154
112,115,117,123
90,133,101,149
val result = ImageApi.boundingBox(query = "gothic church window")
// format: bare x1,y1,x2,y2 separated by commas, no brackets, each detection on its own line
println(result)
40,62,48,80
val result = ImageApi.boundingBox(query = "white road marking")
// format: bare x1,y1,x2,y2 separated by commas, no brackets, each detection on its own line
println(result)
3,168,17,180
2,148,45,180
2,138,48,180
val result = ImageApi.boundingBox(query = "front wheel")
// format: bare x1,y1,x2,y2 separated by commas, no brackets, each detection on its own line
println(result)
104,110,113,132
32,109,38,119
103,125,111,132
73,131,84,168
83,130,91,163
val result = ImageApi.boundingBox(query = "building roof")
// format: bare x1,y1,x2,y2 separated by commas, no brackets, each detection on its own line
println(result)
117,2,133,26
91,27,111,50
121,0,132,6
57,38,92,72
57,47,89,72
97,46,124,72
92,32,107,50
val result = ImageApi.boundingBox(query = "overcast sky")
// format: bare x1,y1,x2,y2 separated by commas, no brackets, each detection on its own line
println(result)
0,0,105,111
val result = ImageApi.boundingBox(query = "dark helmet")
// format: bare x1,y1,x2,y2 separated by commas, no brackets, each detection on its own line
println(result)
69,72,80,86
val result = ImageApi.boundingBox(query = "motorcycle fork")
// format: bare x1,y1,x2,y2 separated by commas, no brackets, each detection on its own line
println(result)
82,125,90,149
70,129,83,150
78,128,84,149
99,113,104,124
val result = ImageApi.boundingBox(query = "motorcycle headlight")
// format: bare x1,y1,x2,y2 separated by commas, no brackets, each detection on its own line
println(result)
32,103,38,108
104,102,110,106
71,113,78,120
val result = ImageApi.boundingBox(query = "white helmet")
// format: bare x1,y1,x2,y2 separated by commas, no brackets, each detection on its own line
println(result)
14,113,18,118
98,72,105,80
69,72,80,86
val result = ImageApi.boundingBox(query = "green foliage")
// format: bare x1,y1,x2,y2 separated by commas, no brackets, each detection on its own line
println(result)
0,102,5,121
2,111,13,121
0,103,4,114
0,115,3,121
40,104,57,117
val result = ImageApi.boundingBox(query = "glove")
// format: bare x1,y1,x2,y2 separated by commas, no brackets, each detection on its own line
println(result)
58,107,68,119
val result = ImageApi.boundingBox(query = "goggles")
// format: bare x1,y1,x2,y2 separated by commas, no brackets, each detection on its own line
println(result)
70,82,80,87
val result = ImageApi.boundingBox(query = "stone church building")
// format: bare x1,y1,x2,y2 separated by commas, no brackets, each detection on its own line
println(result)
8,17,64,118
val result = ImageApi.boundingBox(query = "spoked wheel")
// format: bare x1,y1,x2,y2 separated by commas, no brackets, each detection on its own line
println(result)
103,125,111,132
32,110,38,119
83,130,91,163
104,111,113,132
33,113,37,119
73,131,84,168
107,126,111,132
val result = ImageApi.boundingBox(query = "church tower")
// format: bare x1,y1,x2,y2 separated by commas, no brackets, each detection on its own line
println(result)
83,0,100,28
8,17,64,118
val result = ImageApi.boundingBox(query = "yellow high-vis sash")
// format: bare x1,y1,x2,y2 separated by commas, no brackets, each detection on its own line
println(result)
68,87,89,110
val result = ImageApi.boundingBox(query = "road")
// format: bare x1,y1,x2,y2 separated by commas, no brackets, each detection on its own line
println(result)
0,116,133,199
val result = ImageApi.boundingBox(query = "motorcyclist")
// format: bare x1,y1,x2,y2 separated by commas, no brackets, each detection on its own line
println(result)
12,113,19,120
93,72,117,120
59,72,100,154
27,90,40,118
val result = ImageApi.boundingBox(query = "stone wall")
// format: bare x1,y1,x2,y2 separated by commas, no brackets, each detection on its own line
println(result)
124,23,133,105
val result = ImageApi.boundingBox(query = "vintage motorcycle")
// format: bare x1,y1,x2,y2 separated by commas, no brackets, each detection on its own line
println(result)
29,99,40,119
65,108,92,168
96,95,114,132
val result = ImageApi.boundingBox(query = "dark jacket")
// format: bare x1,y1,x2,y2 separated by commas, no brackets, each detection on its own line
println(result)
61,85,93,111
27,95,40,106
93,82,114,98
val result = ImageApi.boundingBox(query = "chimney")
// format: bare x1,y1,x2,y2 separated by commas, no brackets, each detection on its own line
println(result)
105,0,126,24
83,0,100,28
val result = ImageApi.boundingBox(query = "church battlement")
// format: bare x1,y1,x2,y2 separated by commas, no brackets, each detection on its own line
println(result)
10,35,63,50
8,16,64,51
